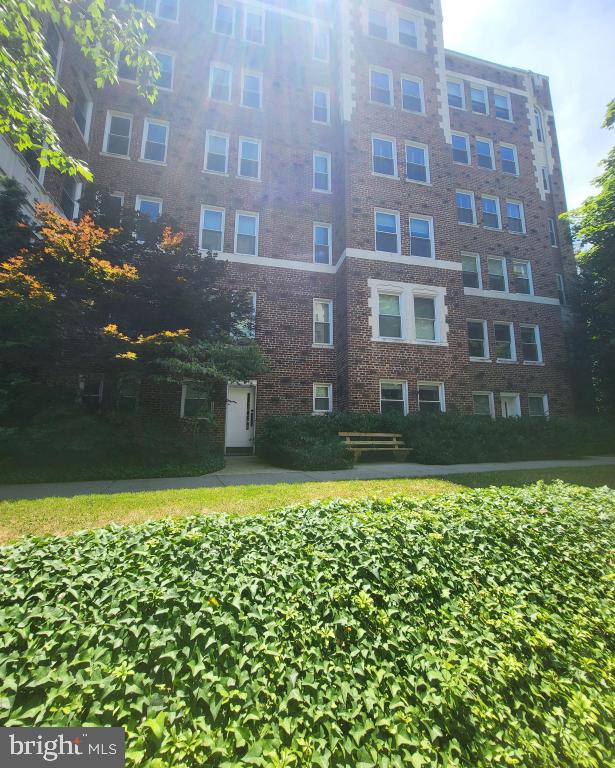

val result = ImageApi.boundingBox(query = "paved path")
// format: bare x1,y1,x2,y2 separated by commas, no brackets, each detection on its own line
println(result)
1,456,614,501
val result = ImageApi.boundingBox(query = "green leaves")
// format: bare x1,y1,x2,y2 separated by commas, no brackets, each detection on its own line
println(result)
0,482,614,766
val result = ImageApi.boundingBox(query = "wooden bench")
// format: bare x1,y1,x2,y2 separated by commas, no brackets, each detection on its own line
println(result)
339,432,411,461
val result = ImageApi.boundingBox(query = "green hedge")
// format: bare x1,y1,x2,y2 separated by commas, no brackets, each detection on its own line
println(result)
259,413,615,469
1,483,613,766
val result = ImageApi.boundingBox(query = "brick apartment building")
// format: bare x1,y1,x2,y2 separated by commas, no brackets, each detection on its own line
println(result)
1,0,578,453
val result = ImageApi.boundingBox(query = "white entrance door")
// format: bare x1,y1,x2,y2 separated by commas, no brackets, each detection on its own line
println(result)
225,385,256,453
501,393,521,418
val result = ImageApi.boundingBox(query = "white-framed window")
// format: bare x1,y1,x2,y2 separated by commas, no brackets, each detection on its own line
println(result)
313,223,332,264
462,252,481,289
405,142,429,183
200,205,225,253
313,299,333,346
481,196,501,229
521,324,542,363
470,85,488,115
512,260,533,295
213,1,234,35
234,211,259,256
313,24,329,61
209,63,232,102
370,67,393,105
401,76,424,113
117,51,137,81
409,216,435,259
107,191,125,220
447,79,465,109
368,8,388,39
244,6,265,43
418,382,445,413
154,51,174,90
556,273,566,305
313,88,331,123
494,91,512,120
468,320,489,360
180,381,210,419
78,374,103,410
487,256,508,292
140,118,168,163
103,111,132,157
60,178,82,220
549,218,559,247
494,322,516,362
374,209,400,253
398,15,419,49
414,296,437,342
476,137,495,170
507,200,526,234
238,137,261,179
44,22,63,79
534,107,545,142
204,130,229,174
529,394,549,418
372,135,398,177
380,381,408,415
456,190,477,225
127,0,179,22
135,195,162,221
473,392,495,418
313,383,333,414
501,393,521,419
378,292,402,339
313,151,331,192
241,70,262,109
500,143,519,175
73,79,93,143
542,167,551,193
451,132,470,165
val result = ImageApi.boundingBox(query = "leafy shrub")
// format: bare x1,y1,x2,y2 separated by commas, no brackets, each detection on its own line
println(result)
0,482,613,766
259,413,615,468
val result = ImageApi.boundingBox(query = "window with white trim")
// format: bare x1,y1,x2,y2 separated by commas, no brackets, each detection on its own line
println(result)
127,0,179,21
200,206,225,252
209,63,232,101
181,381,210,419
213,1,234,35
534,108,544,142
103,112,132,156
494,91,511,120
235,212,259,256
378,293,402,338
368,8,388,39
313,151,331,192
476,137,494,170
507,201,525,234
74,79,93,143
371,281,447,345
521,324,542,363
314,223,332,264
456,191,476,225
473,392,495,417
141,119,168,163
414,296,436,342
470,85,488,115
204,130,229,174
78,374,103,411
512,260,533,295
244,6,264,43
380,381,407,415
481,196,501,229
556,273,566,305
418,382,445,413
372,136,397,177
313,384,333,414
399,16,419,48
529,394,549,417
313,24,329,61
375,210,399,253
239,138,261,179
241,71,262,109
487,256,507,292
462,253,481,288
409,216,434,259
155,51,174,89
447,80,464,109
117,51,137,81
313,88,330,123
401,76,424,113
501,393,521,418
452,133,469,164
494,322,516,362
370,68,393,105
542,167,551,193
405,142,429,183
500,143,518,175
468,320,489,360
44,23,63,78
135,195,162,221
549,218,559,247
313,299,333,346
60,178,81,220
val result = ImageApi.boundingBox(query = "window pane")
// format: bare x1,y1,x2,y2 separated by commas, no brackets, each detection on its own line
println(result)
495,93,510,119
456,193,475,224
473,394,492,416
471,87,487,114
402,79,422,112
379,294,401,338
418,385,442,413
406,145,426,181
476,140,493,169
368,9,387,38
211,67,230,100
447,81,463,108
410,218,431,258
138,199,161,221
529,396,547,417
381,383,405,414
245,11,264,43
371,71,391,103
375,212,398,252
373,138,395,175
155,52,173,88
314,225,330,263
468,321,485,357
501,146,517,174
399,17,418,48
215,3,234,34
452,134,468,164
482,198,500,228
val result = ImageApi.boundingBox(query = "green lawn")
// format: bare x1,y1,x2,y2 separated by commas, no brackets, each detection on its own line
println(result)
1,464,613,545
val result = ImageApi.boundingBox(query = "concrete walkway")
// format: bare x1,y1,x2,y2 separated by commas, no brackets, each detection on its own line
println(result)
1,455,614,501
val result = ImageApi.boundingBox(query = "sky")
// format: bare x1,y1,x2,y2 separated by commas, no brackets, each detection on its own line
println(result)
440,0,615,209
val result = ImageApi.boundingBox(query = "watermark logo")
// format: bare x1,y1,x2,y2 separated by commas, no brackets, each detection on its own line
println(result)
0,728,124,767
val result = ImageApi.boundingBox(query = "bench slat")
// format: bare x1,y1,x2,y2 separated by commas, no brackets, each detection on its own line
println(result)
338,432,404,438
343,441,403,446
